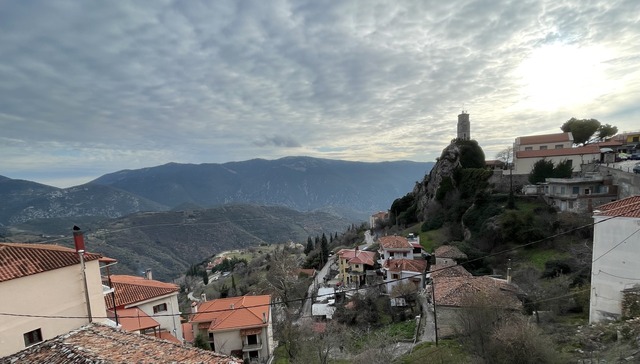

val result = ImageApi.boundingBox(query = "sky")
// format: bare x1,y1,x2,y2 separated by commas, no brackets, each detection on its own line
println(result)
1,0,639,188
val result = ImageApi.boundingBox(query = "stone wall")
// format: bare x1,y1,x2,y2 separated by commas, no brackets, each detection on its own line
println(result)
487,169,530,194
582,164,640,199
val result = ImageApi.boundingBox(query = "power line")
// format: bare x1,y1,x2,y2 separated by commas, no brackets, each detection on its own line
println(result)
2,202,639,321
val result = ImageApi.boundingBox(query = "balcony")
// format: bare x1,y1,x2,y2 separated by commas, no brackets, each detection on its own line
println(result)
242,342,263,352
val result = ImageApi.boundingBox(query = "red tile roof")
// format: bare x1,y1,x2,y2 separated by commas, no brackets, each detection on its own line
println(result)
337,248,376,266
517,132,572,145
106,275,179,309
433,276,521,309
430,264,473,279
383,258,428,273
594,196,640,218
379,236,412,250
190,295,271,332
515,145,600,159
434,245,468,260
109,307,159,332
0,323,240,363
182,322,195,343
0,243,103,283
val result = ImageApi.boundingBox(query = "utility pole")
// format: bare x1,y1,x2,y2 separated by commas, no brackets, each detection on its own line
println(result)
431,280,438,346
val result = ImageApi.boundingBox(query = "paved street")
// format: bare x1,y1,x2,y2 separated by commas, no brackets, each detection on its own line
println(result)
301,256,335,318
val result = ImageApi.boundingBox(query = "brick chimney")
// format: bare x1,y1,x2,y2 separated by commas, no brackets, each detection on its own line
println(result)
144,269,153,280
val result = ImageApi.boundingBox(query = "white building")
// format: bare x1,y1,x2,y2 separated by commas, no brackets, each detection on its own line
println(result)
512,132,600,174
589,196,640,323
0,243,111,357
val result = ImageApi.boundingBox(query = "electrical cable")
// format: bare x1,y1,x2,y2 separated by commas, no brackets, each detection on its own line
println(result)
2,203,639,321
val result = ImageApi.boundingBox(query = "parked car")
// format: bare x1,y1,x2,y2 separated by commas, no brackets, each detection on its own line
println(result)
630,152,640,160
634,163,640,174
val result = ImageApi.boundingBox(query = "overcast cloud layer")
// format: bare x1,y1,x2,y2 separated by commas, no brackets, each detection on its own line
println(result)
1,0,639,187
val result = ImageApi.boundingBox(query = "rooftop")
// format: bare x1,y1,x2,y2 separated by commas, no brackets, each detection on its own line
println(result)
517,132,572,145
190,295,271,332
378,235,412,250
434,245,468,260
432,275,522,309
337,248,376,266
383,258,428,273
594,195,640,218
109,307,159,332
106,275,179,309
516,145,600,159
0,323,240,364
0,243,103,283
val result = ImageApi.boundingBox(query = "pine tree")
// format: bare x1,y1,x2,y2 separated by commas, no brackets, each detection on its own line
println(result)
320,233,329,265
304,236,314,255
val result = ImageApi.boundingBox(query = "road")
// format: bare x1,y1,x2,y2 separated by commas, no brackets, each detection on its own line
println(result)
301,256,335,318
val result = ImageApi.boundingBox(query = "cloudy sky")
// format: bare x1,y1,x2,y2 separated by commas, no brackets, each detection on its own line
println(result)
1,0,639,188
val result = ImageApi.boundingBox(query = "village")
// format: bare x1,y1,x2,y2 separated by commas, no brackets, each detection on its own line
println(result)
2,114,640,363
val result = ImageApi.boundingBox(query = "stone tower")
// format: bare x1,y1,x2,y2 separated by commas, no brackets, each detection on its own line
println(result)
457,111,470,140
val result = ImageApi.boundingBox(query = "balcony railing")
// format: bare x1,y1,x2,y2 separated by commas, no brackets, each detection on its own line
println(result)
242,342,263,352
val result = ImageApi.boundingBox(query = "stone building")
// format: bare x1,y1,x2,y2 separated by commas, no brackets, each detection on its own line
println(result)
457,111,470,140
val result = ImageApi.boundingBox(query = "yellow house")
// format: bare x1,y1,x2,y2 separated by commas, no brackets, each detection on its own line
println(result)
0,243,111,357
336,247,377,287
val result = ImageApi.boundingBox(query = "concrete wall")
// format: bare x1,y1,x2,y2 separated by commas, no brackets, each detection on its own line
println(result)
133,293,183,341
0,260,107,357
590,216,640,323
583,164,640,199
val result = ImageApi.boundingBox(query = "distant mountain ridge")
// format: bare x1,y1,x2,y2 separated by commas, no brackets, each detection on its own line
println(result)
90,156,433,220
0,157,433,228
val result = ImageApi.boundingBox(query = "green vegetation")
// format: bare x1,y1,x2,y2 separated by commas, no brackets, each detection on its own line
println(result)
397,340,468,364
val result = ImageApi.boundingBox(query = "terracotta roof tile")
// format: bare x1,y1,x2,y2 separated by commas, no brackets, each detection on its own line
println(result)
432,276,521,309
383,258,428,273
434,245,468,259
516,144,601,159
182,322,195,343
337,249,376,266
106,275,179,309
430,264,472,279
594,195,640,218
0,243,102,283
109,307,159,332
0,323,240,363
518,132,572,145
190,295,271,332
379,236,412,249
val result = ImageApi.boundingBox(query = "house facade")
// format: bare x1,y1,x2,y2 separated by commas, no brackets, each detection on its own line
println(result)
190,295,274,364
512,132,601,174
542,174,617,213
589,196,640,323
336,247,377,287
106,274,183,342
0,243,110,358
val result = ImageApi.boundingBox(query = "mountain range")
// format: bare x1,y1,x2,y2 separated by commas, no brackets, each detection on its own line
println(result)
1,156,433,228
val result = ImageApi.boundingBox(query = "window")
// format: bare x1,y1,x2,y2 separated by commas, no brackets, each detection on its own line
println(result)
584,188,591,195
540,146,548,150
633,136,639,142
555,144,564,149
153,303,168,314
525,146,533,151
392,273,399,280
572,186,579,194
560,186,566,194
23,328,42,347
568,201,574,209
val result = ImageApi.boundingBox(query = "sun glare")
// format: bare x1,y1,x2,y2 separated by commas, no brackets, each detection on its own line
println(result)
514,44,615,111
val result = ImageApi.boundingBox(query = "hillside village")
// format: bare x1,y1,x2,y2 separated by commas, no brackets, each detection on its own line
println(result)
2,115,640,363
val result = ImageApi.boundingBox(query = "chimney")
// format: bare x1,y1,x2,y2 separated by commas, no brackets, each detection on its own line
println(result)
144,269,153,280
201,293,206,302
191,301,198,314
230,304,235,310
507,259,512,284
72,225,85,253
262,312,267,323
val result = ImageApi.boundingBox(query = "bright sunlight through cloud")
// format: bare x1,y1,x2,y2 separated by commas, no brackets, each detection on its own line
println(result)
514,44,616,111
